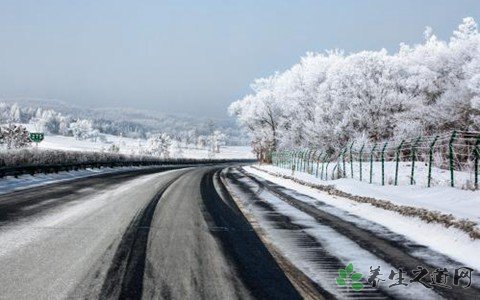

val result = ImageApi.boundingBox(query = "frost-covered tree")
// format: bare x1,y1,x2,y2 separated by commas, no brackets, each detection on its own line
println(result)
70,119,94,140
230,17,480,157
197,135,207,149
229,81,283,161
58,116,72,136
0,124,32,149
36,110,61,134
209,130,227,153
145,133,172,158
10,104,22,122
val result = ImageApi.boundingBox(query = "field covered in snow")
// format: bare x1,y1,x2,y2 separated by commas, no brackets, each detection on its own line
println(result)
22,130,254,160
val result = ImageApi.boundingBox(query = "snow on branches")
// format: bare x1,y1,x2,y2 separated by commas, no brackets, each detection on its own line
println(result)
0,124,32,149
145,133,172,158
230,17,480,160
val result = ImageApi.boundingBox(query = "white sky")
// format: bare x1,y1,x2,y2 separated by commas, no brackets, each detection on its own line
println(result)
0,0,479,117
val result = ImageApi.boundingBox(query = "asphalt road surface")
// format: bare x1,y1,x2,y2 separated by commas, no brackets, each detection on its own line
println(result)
0,166,302,300
2,165,477,300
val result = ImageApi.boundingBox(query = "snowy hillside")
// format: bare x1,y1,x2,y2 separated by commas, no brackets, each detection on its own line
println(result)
24,131,254,159
1,99,249,146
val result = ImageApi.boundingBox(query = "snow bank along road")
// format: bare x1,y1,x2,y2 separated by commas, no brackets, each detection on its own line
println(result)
0,165,478,299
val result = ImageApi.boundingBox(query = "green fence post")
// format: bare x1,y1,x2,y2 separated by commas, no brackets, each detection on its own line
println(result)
312,150,318,174
336,158,341,179
293,151,298,171
304,150,309,172
286,151,290,169
301,150,306,171
308,150,316,173
370,143,377,184
332,163,338,179
325,158,331,180
395,140,404,186
303,150,309,172
427,136,439,188
381,142,388,186
475,136,480,190
296,150,300,171
291,151,296,170
306,149,311,172
359,144,365,181
304,149,311,172
300,149,310,172
350,142,355,178
296,150,303,172
410,137,421,185
449,131,457,188
291,151,295,170
315,151,323,177
297,150,301,171
341,148,347,178
321,154,328,180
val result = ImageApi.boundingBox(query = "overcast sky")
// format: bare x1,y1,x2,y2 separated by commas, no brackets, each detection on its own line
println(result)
0,0,479,117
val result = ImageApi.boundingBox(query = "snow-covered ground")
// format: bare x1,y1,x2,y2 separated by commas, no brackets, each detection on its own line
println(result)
299,160,476,190
256,165,480,222
243,165,480,271
22,130,254,159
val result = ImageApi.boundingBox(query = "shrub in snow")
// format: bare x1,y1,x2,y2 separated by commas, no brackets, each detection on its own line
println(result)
145,133,172,158
0,124,32,150
108,144,120,153
0,148,154,168
70,119,94,140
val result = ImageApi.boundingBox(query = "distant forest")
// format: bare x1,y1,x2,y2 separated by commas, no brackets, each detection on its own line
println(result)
0,99,249,146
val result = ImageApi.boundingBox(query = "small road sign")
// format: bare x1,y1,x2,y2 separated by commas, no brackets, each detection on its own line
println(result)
29,132,44,144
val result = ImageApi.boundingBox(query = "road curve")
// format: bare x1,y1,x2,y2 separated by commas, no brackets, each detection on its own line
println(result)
0,165,301,300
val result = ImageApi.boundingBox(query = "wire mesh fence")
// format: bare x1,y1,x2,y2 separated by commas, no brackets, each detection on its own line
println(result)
271,130,480,190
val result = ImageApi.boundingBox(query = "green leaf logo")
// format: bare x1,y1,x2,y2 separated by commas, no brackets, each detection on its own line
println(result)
335,263,364,291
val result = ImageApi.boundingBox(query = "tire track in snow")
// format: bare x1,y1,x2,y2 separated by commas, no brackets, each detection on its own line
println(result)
99,170,188,299
225,168,389,299
231,168,480,299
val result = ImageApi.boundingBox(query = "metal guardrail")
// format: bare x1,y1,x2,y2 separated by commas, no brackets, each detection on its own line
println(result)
0,159,256,178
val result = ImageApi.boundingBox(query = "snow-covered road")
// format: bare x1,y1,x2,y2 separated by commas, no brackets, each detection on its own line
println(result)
223,167,480,299
2,163,478,299
0,165,300,300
